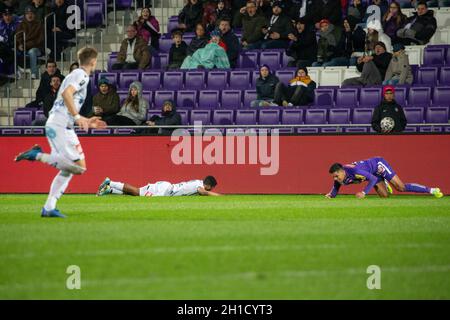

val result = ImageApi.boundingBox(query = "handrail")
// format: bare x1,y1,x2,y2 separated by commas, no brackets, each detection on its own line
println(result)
13,30,26,88
91,29,105,71
113,0,116,25
7,87,11,126
44,12,57,65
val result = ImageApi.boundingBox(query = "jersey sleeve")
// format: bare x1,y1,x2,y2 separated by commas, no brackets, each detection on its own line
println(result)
355,169,379,195
329,181,341,198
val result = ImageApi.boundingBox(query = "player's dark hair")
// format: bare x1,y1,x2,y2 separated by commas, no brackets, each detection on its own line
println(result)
203,176,217,187
329,163,343,174
417,1,427,7
46,60,56,67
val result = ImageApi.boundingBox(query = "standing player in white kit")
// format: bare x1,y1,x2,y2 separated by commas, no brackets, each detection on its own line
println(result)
14,47,106,218
96,176,220,197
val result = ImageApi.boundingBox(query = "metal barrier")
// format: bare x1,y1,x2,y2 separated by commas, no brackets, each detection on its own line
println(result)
44,12,57,65
91,29,105,71
13,31,26,88
6,87,11,126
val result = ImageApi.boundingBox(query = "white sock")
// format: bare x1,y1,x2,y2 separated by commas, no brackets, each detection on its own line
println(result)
38,153,85,175
111,188,123,195
110,181,124,191
44,171,73,211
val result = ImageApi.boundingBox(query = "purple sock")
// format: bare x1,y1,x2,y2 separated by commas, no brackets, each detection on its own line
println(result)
405,183,431,193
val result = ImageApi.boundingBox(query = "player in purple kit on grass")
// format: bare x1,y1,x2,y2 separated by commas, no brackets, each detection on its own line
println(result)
326,157,444,199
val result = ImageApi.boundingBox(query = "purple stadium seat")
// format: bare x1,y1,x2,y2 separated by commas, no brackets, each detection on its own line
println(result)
404,107,424,123
238,51,258,68
243,90,257,107
167,17,178,33
141,72,161,90
259,109,280,125
185,71,206,90
147,110,161,121
423,47,445,66
282,51,292,67
336,88,359,107
314,88,335,108
190,110,211,125
229,71,251,89
176,90,197,109
177,110,189,125
352,108,373,124
154,91,175,109
34,110,46,123
14,110,33,126
408,87,431,106
393,86,407,106
117,90,128,104
235,110,257,125
116,0,133,9
198,90,220,109
152,53,169,70
281,109,303,124
417,67,438,85
328,109,350,124
359,87,382,107
426,107,449,123
259,51,281,70
221,90,242,109
305,109,327,124
163,71,184,90
251,70,260,88
159,38,173,53
98,72,118,88
213,110,234,125
143,91,154,108
119,72,139,90
433,87,450,105
439,67,450,85
85,3,103,28
107,53,117,71
275,70,295,85
207,71,228,90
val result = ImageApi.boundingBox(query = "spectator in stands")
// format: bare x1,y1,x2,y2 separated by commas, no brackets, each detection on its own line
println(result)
178,0,204,32
210,0,232,31
274,66,316,107
260,1,293,49
18,0,47,23
346,0,366,29
330,19,358,67
383,43,413,85
92,77,120,120
372,0,389,18
112,25,151,70
371,85,407,133
231,0,247,26
234,1,267,50
287,0,316,24
187,23,209,56
181,30,230,69
69,61,79,72
27,60,64,109
382,1,407,45
133,7,161,53
396,1,437,45
15,5,44,79
342,41,392,86
0,8,19,69
251,65,280,107
46,0,76,59
168,30,188,70
286,18,317,69
312,0,342,27
312,19,342,67
365,19,392,53
104,81,148,126
218,18,240,68
31,74,61,126
146,100,182,135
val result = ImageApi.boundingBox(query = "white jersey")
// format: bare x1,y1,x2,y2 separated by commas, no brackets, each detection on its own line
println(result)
47,68,89,128
139,180,204,197
171,180,204,196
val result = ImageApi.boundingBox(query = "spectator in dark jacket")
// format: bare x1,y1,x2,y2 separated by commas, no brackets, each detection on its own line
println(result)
187,23,210,56
396,1,437,45
260,1,294,49
218,17,240,68
234,1,267,50
372,86,407,133
251,64,280,107
46,0,76,59
31,74,61,126
146,100,182,135
178,0,204,32
168,30,188,69
274,66,316,107
312,0,342,27
18,0,47,22
91,77,121,119
0,8,19,67
288,0,316,25
342,41,392,86
347,0,367,30
313,19,343,66
286,18,317,68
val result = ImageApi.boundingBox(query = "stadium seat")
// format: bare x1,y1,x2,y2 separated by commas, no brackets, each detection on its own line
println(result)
154,91,175,109
185,71,206,90
417,67,439,85
352,108,373,124
259,51,281,70
404,107,425,123
320,68,343,86
147,110,161,121
251,70,260,88
176,90,197,109
423,47,445,66
117,90,128,104
336,88,359,107
98,72,118,88
13,110,33,126
34,110,46,123
163,71,184,90
426,107,449,123
221,90,242,109
305,109,327,124
178,110,189,125
275,70,295,85
84,3,103,28
229,71,251,89
439,67,450,85
243,90,257,107
152,53,169,70
119,72,139,90
235,110,257,125
167,16,179,33
207,71,228,90
198,90,220,109
408,87,432,106
141,72,161,91
143,91,153,107
392,86,408,106
433,86,450,105
328,109,351,124
359,87,382,108
213,110,234,125
116,0,133,9
159,38,173,53
238,51,258,68
281,109,303,124
314,88,335,108
190,110,211,125
259,109,280,125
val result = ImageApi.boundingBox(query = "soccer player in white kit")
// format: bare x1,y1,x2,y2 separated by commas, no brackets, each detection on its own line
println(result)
96,176,220,197
14,47,106,218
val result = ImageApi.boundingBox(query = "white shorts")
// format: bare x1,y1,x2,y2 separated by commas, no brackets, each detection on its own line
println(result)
139,181,173,197
45,124,85,162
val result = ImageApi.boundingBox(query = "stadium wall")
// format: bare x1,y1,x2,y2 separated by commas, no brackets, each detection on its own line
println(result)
1,135,450,194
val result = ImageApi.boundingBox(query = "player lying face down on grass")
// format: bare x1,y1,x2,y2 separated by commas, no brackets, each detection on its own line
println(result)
97,176,220,197
326,157,443,199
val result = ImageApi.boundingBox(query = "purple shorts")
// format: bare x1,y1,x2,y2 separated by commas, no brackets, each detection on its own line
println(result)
374,158,396,181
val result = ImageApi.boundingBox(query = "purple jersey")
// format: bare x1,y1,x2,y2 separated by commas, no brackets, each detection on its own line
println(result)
329,157,396,197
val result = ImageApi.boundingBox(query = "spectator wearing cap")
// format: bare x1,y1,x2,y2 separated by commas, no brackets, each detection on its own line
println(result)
234,0,267,50
146,100,182,135
18,0,47,23
92,77,121,120
342,41,392,86
259,1,293,49
251,64,280,107
113,24,151,70
286,18,317,69
274,66,316,107
178,0,204,32
15,5,44,79
383,43,413,85
396,1,437,45
371,86,407,133
312,19,343,67
168,30,188,70
0,8,20,70
218,17,240,68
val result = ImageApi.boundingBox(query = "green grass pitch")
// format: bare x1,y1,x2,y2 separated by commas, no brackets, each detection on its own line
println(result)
0,194,449,299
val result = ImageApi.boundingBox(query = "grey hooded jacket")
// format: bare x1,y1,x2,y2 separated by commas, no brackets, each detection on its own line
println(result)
117,81,149,125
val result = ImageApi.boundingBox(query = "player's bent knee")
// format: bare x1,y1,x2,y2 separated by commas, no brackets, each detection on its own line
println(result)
71,165,86,175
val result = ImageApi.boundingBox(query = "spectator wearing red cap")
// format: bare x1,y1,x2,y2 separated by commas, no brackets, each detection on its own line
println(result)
371,86,407,133
312,19,343,67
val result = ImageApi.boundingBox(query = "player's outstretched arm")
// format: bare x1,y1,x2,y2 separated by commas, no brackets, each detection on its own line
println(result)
62,85,89,131
198,187,221,196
